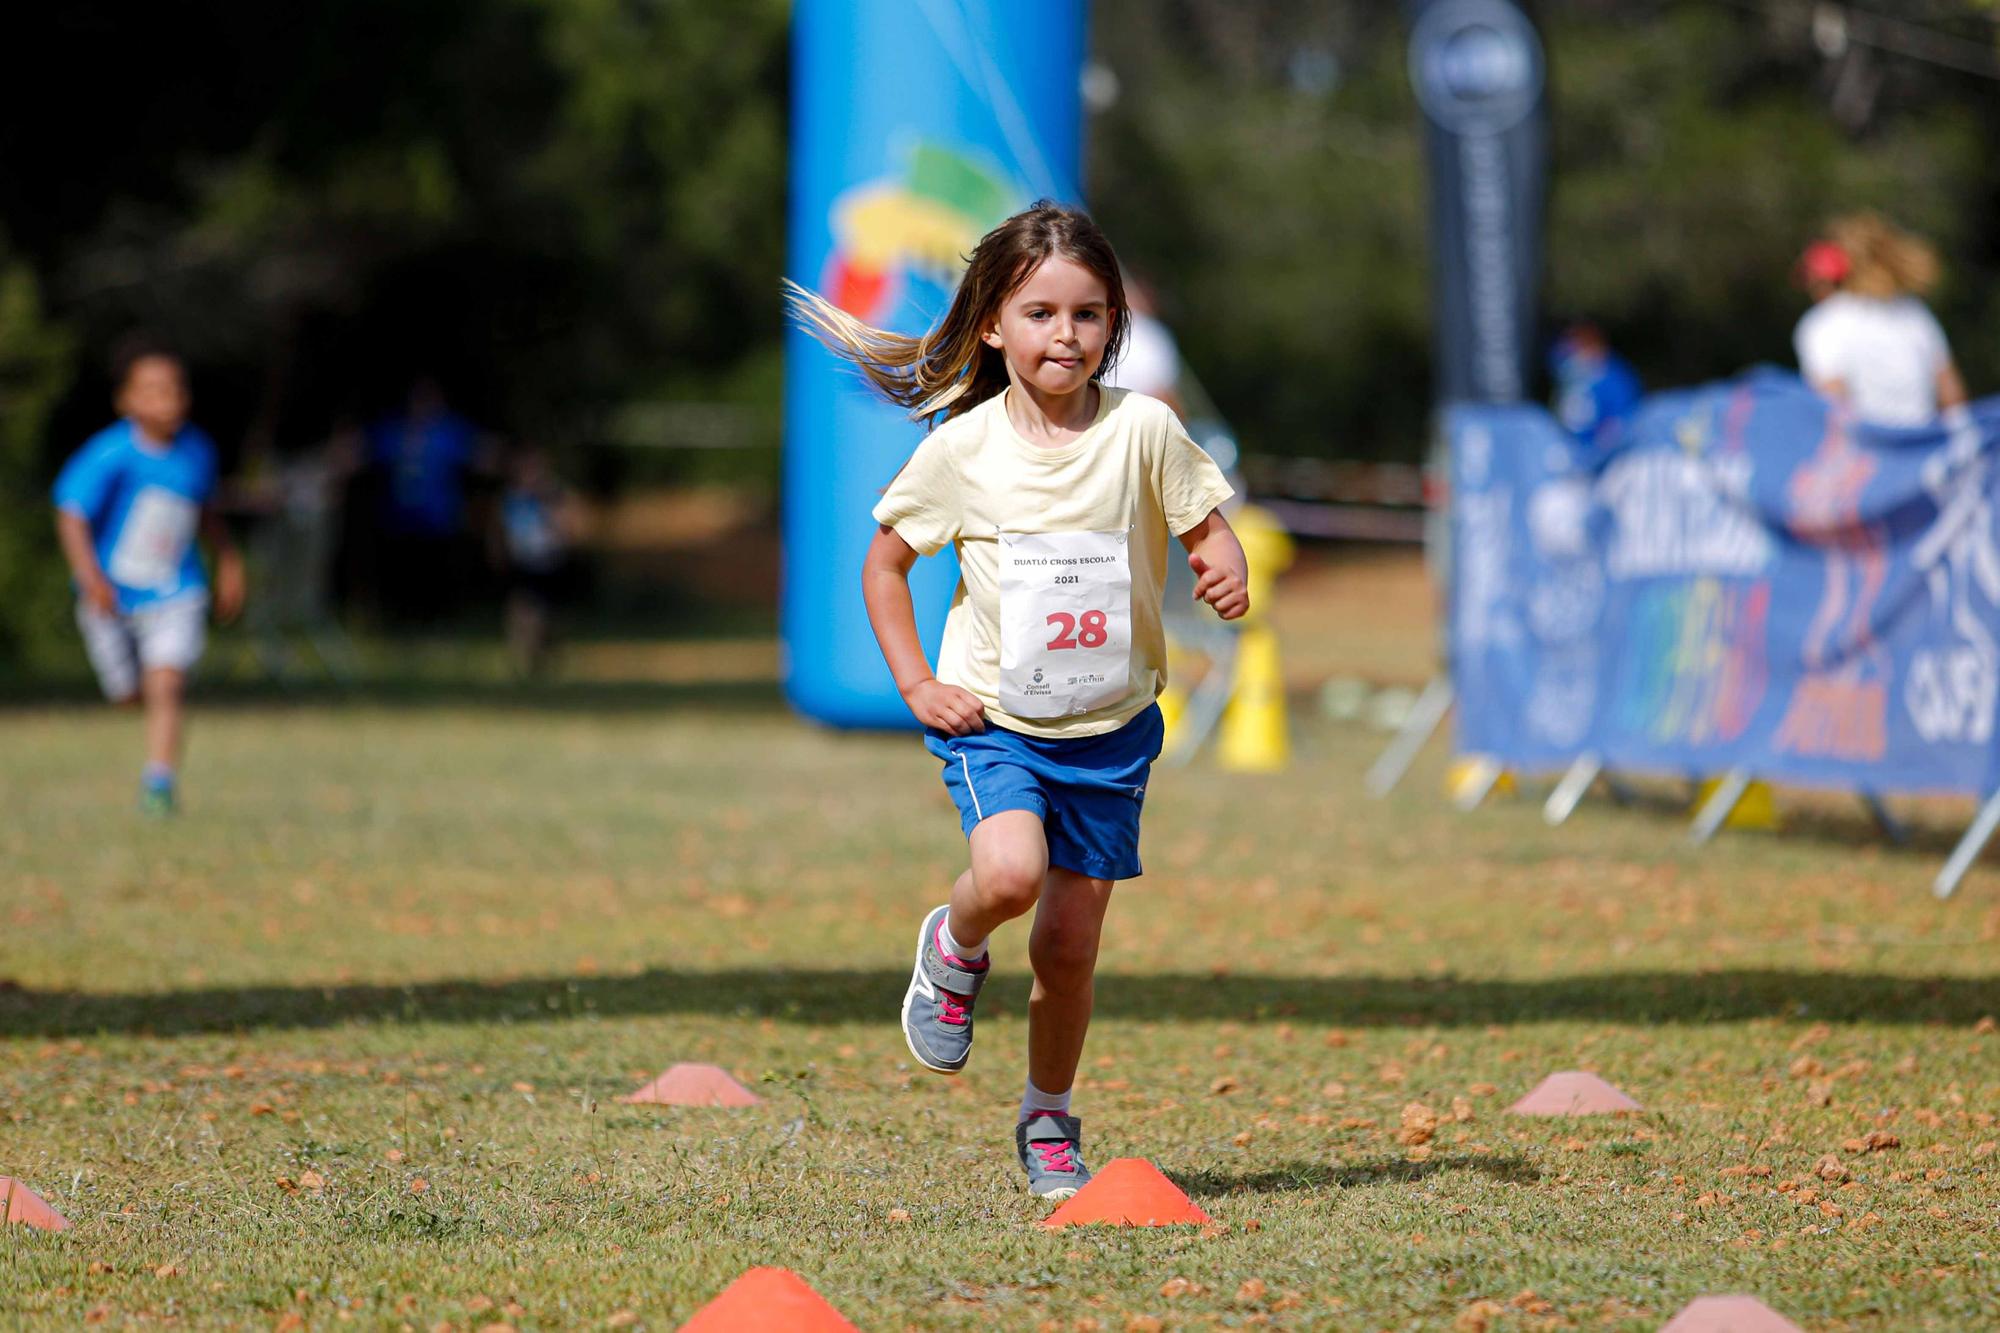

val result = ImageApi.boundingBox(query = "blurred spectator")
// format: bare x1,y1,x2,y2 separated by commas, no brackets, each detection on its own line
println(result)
240,425,362,679
494,443,584,676
1101,278,1186,419
365,377,495,621
1548,321,1642,452
1793,213,1968,427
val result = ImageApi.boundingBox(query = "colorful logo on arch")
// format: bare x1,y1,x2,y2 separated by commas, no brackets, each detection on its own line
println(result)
822,143,1021,323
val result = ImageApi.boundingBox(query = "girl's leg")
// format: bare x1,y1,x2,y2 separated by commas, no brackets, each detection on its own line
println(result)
1024,867,1115,1098
141,667,186,773
947,809,1049,949
902,810,1046,1076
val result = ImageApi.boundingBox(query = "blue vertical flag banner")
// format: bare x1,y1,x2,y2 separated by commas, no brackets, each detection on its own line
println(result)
1452,372,2000,794
1407,0,1548,404
783,0,1088,727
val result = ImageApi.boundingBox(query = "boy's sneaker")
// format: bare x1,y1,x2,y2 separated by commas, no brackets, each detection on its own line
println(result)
900,904,988,1074
139,774,176,817
1016,1112,1091,1201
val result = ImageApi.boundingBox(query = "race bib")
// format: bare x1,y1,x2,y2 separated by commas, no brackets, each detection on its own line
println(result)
107,487,198,591
997,529,1133,718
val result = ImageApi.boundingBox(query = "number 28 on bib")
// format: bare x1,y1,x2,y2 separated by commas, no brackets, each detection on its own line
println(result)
997,529,1133,719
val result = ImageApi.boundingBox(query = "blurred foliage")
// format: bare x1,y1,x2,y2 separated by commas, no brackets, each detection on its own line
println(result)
1088,0,2000,459
0,0,789,657
0,1,1997,657
1,0,789,455
0,244,78,665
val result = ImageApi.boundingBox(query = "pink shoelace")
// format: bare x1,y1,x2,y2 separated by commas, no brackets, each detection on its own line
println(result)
933,925,986,1028
1030,1137,1078,1174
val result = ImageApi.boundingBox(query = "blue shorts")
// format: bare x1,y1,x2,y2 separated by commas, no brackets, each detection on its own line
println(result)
924,705,1164,881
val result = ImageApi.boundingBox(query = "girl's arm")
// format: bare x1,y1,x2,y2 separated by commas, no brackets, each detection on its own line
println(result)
1938,362,1969,413
1177,508,1250,621
861,524,985,734
55,510,118,614
202,506,246,623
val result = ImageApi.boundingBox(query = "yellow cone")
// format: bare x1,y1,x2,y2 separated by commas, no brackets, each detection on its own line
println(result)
1157,680,1189,749
1218,622,1288,771
1445,756,1517,804
1230,505,1294,617
1695,776,1779,830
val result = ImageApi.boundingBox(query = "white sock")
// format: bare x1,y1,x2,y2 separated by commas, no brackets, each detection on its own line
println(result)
1019,1078,1072,1122
939,914,987,963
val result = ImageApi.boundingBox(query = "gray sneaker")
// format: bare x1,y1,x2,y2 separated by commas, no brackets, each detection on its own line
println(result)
899,904,989,1074
1016,1112,1091,1200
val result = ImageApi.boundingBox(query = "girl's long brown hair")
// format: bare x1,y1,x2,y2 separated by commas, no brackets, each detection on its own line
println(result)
786,199,1128,424
1826,211,1941,299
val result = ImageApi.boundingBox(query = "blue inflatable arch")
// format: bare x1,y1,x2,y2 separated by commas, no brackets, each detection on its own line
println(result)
783,0,1088,727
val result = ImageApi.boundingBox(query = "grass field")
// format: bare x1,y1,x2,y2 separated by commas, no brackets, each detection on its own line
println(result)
4,559,1999,1330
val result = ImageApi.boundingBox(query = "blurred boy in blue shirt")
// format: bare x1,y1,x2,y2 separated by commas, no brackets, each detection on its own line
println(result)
495,443,582,676
52,342,245,814
1549,322,1643,453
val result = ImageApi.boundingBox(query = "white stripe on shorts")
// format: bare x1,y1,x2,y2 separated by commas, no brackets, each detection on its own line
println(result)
958,752,985,822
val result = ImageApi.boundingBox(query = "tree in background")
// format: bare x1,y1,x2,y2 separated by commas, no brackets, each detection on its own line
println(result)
0,0,789,660
0,246,77,668
4,0,787,441
1,0,1997,663
1086,0,2000,460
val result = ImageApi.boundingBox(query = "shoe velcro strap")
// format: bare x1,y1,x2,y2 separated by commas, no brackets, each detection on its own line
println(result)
922,943,988,995
1020,1115,1079,1144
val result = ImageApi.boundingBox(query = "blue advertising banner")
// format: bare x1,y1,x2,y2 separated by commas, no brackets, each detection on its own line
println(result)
783,0,1087,727
1452,371,2000,795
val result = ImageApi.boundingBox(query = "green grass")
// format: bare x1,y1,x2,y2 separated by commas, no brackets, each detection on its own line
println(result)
2,692,1998,1330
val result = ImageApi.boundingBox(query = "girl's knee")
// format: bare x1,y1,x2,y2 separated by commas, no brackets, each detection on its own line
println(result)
970,827,1047,917
972,853,1043,917
1030,923,1101,982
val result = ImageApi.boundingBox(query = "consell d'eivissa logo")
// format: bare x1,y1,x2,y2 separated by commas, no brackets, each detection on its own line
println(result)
1409,0,1544,136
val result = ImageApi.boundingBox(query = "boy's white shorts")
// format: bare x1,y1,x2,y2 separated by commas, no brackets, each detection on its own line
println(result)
75,593,209,701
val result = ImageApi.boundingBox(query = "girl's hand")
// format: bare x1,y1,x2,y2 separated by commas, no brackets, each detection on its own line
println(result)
902,677,986,734
1189,551,1249,621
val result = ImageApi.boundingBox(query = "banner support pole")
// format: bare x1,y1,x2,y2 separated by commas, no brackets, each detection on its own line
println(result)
1688,768,1752,845
1543,753,1602,826
1365,676,1454,797
1861,792,1908,847
1934,787,2000,900
1451,754,1506,811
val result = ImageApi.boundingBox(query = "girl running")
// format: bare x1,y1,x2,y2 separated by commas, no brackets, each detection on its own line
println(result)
788,201,1248,1200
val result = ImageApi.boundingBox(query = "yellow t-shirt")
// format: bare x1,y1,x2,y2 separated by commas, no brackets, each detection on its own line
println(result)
872,386,1235,739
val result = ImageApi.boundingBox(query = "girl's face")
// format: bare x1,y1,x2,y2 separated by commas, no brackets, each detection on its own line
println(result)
982,256,1114,399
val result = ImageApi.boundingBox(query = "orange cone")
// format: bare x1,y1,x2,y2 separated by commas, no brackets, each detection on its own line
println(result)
1039,1158,1212,1229
1,1177,70,1231
1507,1072,1642,1116
678,1267,858,1332
1659,1294,1804,1332
622,1064,762,1107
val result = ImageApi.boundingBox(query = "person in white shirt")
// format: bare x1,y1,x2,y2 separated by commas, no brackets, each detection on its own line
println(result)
1792,213,1968,428
1099,279,1185,419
